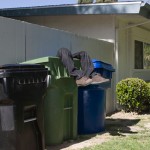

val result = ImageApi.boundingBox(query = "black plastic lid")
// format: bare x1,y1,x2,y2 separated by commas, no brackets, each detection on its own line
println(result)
0,64,49,78
0,64,45,69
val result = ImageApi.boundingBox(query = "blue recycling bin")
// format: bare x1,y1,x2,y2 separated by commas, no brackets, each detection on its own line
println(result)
92,59,115,80
78,60,115,135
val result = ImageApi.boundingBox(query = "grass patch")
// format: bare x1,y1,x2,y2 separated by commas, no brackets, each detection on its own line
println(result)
81,113,150,150
82,132,150,150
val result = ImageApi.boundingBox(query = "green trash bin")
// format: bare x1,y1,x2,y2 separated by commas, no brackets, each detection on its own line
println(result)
22,57,80,145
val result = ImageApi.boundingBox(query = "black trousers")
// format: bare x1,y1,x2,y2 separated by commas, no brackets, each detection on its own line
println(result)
57,48,96,80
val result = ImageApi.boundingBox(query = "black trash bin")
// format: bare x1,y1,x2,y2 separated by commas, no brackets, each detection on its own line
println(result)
78,60,115,135
0,64,48,150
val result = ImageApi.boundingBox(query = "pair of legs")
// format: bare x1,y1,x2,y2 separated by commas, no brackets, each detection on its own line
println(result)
57,48,109,86
57,48,96,80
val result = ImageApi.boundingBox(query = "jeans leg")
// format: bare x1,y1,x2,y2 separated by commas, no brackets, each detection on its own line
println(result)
72,51,96,77
57,48,83,79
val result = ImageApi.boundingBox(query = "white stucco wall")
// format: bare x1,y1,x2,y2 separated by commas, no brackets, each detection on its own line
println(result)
13,14,150,113
25,23,114,63
16,15,150,82
0,16,115,113
117,21,130,81
16,15,116,43
0,16,114,65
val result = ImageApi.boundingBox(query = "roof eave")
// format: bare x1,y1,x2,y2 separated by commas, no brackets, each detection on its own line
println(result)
0,2,142,17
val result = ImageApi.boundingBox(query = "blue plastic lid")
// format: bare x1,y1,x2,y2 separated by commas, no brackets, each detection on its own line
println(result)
92,59,115,72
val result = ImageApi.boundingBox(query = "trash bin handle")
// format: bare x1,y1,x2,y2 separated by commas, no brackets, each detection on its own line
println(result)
24,117,37,123
46,75,51,88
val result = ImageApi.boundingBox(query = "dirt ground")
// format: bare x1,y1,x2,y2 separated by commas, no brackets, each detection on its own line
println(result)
46,111,150,150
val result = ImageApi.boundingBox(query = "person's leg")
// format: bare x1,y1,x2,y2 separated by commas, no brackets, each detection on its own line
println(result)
73,51,109,84
57,48,92,86
57,48,83,79
72,51,96,77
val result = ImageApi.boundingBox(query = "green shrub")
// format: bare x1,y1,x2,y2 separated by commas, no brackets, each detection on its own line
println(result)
78,0,93,4
96,0,103,3
116,78,150,113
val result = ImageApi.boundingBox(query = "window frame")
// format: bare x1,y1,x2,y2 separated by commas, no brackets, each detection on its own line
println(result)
134,40,150,70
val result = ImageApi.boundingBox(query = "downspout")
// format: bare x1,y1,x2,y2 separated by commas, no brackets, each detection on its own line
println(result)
24,23,27,61
114,28,119,83
113,15,119,111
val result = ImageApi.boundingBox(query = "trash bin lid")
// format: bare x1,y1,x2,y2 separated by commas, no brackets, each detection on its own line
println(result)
0,64,48,78
0,64,45,69
92,59,115,72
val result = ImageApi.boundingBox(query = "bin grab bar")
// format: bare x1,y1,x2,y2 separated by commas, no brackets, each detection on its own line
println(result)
24,117,37,123
64,107,72,110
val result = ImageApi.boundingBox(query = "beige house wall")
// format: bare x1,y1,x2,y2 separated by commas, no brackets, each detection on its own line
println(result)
13,14,150,112
130,27,150,81
117,21,150,82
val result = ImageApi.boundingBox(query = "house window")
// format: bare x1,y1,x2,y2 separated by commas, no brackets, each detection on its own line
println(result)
135,40,150,69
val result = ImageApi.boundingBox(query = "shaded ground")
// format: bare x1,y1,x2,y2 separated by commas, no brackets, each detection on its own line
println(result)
46,111,150,150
